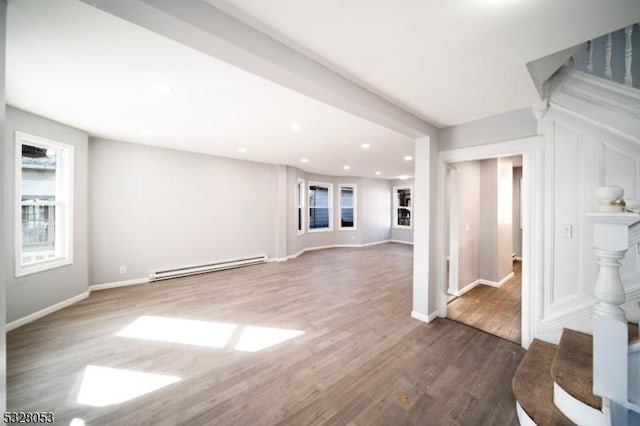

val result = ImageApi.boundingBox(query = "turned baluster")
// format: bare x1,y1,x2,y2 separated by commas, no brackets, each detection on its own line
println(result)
605,33,613,80
624,25,633,86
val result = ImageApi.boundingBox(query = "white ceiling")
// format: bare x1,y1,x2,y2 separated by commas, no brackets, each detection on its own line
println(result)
8,1,639,180
210,0,640,127
6,0,415,179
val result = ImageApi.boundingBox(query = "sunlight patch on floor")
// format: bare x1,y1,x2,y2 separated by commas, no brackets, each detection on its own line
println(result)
77,365,180,407
117,315,236,348
116,315,304,352
235,325,305,352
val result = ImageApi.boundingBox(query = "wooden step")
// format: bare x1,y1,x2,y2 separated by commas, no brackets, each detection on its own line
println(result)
550,329,602,411
512,339,575,425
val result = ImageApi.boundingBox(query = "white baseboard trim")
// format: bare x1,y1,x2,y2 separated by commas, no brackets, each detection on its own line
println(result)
516,401,536,426
8,276,150,331
514,256,523,262
454,279,482,296
89,277,149,291
389,239,414,245
411,310,439,323
479,272,514,288
553,382,603,426
6,291,90,332
277,240,395,262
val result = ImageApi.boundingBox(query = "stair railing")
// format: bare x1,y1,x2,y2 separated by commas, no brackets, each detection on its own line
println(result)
573,23,638,90
588,187,640,424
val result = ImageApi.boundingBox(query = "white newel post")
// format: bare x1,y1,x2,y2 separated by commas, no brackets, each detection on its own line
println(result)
588,210,640,410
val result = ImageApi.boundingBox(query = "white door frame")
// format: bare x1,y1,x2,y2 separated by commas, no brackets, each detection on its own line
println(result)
435,135,544,349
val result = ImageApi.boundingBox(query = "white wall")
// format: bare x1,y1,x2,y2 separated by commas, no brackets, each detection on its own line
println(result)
496,157,513,280
454,161,480,290
4,106,89,323
361,177,392,244
478,159,498,281
89,138,278,284
513,166,523,258
390,178,414,243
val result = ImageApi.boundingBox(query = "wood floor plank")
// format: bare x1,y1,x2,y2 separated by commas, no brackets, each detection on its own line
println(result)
447,261,522,343
8,244,523,425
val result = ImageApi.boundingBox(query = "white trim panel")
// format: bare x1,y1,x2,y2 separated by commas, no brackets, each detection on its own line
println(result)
553,382,603,426
516,402,537,426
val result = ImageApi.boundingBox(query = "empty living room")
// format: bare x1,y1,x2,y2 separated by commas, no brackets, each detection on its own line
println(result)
1,1,640,425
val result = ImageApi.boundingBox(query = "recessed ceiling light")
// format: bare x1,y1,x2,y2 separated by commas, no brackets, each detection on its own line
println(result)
141,130,152,137
300,158,308,163
375,171,381,176
343,165,350,170
397,175,410,180
153,83,172,94
404,155,413,161
290,123,303,132
361,143,371,149
238,147,247,153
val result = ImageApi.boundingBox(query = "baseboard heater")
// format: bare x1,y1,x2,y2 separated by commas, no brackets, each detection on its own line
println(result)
149,255,267,282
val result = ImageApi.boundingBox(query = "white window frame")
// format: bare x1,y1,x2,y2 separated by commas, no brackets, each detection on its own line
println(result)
393,185,412,229
296,178,305,235
15,131,74,277
308,181,333,233
338,183,357,230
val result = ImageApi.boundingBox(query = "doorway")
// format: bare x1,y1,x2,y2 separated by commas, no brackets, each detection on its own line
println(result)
435,136,542,349
443,156,522,344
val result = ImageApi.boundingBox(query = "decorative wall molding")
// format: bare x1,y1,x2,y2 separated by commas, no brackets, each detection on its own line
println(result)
549,67,640,144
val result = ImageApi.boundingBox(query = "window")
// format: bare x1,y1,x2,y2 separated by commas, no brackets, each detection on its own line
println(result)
339,184,357,230
296,178,305,235
16,131,74,276
393,186,412,228
308,182,332,232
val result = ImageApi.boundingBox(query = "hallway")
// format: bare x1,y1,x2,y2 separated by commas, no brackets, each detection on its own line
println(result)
447,261,521,344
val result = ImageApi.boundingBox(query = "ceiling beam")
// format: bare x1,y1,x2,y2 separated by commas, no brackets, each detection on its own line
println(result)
79,0,436,138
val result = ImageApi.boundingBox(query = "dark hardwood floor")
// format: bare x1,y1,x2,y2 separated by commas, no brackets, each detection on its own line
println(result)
447,261,522,344
8,244,524,425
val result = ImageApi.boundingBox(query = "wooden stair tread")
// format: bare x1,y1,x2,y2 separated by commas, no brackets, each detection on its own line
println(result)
513,339,575,426
550,329,602,410
629,321,639,343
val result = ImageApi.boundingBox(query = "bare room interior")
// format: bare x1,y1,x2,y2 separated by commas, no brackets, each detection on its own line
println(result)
1,1,640,425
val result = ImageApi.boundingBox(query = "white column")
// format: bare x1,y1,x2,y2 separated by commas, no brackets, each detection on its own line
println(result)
412,136,431,322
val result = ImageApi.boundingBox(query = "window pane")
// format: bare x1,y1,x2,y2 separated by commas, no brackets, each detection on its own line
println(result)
340,186,353,208
397,208,411,226
309,185,329,208
22,204,57,265
341,208,354,228
297,208,302,231
22,144,57,203
309,207,329,229
397,188,411,208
